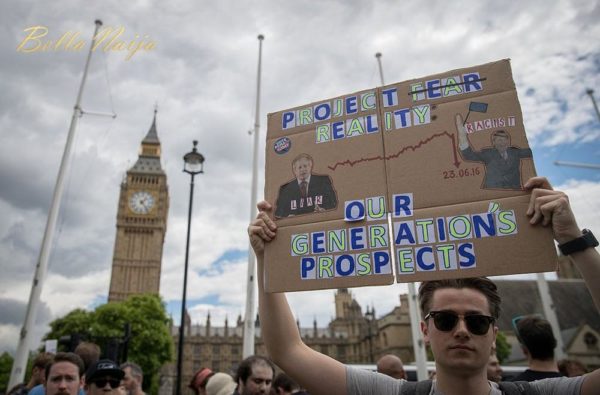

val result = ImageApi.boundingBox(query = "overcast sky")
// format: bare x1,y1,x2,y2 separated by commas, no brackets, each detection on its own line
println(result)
1,0,599,355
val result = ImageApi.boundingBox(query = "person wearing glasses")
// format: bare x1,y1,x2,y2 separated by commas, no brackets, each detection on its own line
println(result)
248,176,600,395
84,360,125,395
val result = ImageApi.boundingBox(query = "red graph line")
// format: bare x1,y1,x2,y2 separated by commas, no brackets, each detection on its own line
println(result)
327,131,461,171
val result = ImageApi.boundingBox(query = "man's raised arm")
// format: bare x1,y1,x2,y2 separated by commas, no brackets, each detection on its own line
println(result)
248,201,348,395
526,177,600,395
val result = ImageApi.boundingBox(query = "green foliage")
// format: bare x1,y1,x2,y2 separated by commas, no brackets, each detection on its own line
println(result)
45,309,93,351
43,294,173,395
495,331,511,364
0,352,14,394
0,351,38,394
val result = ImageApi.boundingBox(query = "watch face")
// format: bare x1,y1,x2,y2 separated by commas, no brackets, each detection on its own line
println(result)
129,191,155,214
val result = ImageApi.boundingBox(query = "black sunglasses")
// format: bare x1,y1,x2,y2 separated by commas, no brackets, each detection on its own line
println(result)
425,310,495,335
92,379,121,389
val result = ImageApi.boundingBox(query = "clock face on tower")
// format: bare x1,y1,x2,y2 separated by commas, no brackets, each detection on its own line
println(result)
129,191,155,214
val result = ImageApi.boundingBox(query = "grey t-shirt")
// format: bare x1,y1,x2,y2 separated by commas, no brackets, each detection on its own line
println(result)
346,366,584,394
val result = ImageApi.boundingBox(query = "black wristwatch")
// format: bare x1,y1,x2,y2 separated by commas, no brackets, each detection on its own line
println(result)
558,229,599,255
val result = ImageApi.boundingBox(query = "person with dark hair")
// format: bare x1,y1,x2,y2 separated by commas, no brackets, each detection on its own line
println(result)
376,355,406,380
456,113,532,189
8,352,53,395
511,315,562,381
44,353,85,395
248,176,600,394
274,153,337,218
234,356,275,395
189,367,214,395
30,342,101,395
120,362,145,395
270,373,308,395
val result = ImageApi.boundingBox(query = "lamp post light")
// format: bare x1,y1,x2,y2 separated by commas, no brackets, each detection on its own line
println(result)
365,308,375,363
176,140,205,395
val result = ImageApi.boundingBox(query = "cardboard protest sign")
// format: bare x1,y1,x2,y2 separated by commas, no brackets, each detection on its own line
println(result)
264,59,557,293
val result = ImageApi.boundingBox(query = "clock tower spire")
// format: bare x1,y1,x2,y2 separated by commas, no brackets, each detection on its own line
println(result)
108,110,169,302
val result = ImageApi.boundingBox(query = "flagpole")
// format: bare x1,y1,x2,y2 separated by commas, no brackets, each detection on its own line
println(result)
243,34,264,358
376,52,429,380
535,273,566,360
8,20,103,389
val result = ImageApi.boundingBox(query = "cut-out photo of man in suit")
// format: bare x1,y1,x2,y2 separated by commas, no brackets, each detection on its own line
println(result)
275,153,338,218
456,113,532,190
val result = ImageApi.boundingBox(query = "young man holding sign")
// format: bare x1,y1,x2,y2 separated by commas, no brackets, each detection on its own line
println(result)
248,177,600,395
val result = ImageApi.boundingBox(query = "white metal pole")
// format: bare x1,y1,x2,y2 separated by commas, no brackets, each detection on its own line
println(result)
554,161,600,170
8,20,103,389
243,34,264,358
535,272,567,360
407,283,429,380
376,52,428,379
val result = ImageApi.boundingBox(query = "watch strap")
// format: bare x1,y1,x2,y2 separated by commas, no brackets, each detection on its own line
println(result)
558,229,599,255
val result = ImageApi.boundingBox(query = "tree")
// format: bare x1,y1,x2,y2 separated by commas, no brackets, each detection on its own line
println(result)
43,295,173,395
495,331,511,364
0,352,14,395
0,352,37,395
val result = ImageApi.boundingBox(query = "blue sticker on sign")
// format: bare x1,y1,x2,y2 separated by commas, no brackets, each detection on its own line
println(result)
274,137,291,154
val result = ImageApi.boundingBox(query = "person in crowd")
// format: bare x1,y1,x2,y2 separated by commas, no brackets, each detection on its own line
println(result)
44,353,84,395
189,367,214,395
74,343,101,378
120,362,145,395
7,352,53,395
511,315,562,381
558,359,588,377
248,176,600,395
487,353,503,383
376,355,406,380
270,373,308,395
30,342,100,395
205,373,237,395
84,360,124,395
233,356,275,395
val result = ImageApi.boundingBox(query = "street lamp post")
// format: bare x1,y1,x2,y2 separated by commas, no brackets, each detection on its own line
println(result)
176,141,205,395
365,308,375,363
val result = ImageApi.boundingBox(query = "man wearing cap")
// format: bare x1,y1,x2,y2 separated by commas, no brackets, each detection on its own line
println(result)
189,367,214,395
84,360,124,395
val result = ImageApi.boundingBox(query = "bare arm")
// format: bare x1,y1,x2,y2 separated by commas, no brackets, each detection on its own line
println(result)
249,201,348,395
525,177,600,395
455,113,470,150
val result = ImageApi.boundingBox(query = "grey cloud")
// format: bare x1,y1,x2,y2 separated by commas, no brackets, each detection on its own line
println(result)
0,298,52,326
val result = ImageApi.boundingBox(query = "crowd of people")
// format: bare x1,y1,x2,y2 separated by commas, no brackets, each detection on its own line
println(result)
4,175,599,395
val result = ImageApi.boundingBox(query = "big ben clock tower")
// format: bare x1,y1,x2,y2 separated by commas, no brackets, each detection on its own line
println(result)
108,110,169,302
